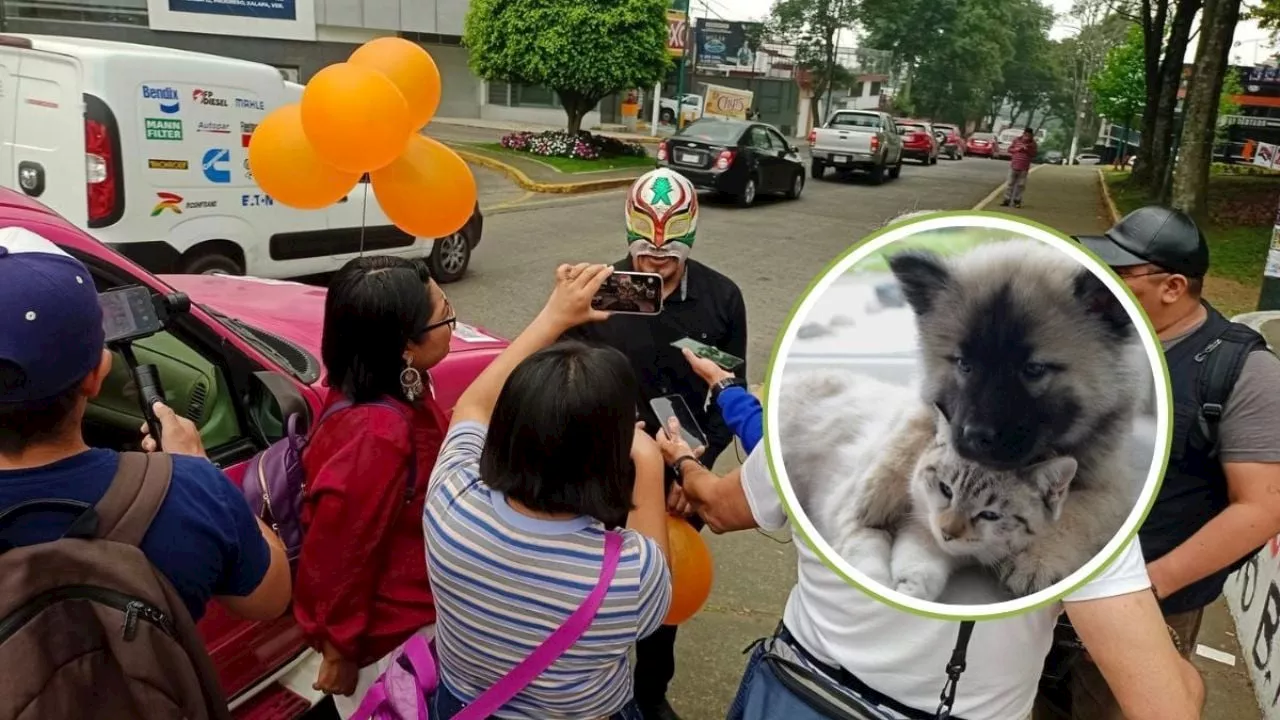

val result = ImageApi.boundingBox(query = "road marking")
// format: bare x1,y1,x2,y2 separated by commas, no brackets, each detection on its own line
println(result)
487,189,629,214
1194,644,1237,666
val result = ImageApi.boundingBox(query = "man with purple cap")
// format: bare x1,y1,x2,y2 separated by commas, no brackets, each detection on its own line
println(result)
0,226,291,625
1034,206,1280,719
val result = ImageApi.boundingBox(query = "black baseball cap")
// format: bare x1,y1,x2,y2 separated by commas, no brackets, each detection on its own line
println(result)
1075,206,1209,278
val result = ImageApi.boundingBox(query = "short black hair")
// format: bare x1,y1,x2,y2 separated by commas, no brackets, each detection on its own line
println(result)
0,361,85,455
1187,275,1204,297
1023,127,1034,134
481,341,639,525
321,256,436,404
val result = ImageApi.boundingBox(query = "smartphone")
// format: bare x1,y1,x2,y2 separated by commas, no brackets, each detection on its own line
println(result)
592,271,663,316
649,394,707,449
99,286,164,344
671,337,744,371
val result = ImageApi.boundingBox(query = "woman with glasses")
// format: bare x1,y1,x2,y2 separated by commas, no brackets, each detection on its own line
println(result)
292,255,456,717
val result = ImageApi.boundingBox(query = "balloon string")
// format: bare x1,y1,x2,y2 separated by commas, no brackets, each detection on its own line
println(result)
358,181,370,257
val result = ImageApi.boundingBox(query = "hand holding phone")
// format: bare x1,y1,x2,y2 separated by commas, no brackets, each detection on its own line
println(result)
592,271,663,316
649,395,706,450
671,337,744,371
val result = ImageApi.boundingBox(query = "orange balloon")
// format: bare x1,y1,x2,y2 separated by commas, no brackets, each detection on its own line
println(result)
247,104,359,210
662,516,714,626
301,62,412,174
349,37,442,131
370,135,478,238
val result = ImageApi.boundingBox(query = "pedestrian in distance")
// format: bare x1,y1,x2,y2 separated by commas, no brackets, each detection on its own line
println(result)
560,167,749,720
1036,206,1280,720
1002,128,1038,209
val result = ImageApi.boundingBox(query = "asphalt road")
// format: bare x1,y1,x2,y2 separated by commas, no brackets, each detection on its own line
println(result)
444,156,1014,718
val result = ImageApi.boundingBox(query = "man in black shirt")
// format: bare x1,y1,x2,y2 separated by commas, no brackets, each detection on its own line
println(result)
563,168,748,720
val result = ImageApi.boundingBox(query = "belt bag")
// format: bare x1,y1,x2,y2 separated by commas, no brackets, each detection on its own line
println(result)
760,623,975,720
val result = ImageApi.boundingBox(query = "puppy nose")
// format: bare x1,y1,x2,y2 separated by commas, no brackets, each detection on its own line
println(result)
961,424,996,449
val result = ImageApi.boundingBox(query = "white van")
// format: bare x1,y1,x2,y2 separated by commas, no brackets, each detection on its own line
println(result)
0,34,480,282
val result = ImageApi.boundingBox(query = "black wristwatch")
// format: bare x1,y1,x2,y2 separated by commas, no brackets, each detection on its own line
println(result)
710,376,747,404
672,454,702,478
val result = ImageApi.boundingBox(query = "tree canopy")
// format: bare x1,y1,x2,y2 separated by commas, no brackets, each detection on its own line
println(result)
463,0,672,134
1090,25,1146,125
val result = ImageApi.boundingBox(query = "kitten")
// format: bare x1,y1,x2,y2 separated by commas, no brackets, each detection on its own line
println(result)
890,425,1078,601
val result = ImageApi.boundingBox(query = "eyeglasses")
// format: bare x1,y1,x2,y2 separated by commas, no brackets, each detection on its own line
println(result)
423,295,457,334
1115,268,1172,280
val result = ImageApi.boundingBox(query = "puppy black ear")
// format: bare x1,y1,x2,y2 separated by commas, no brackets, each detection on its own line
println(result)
1072,268,1133,338
888,250,952,316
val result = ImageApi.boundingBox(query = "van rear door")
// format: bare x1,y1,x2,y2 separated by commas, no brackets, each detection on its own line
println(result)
0,47,18,184
5,45,88,224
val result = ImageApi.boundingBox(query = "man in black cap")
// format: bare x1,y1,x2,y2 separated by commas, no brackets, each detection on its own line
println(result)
1034,206,1280,719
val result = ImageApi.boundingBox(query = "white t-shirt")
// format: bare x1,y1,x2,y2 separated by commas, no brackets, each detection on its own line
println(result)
739,445,1151,720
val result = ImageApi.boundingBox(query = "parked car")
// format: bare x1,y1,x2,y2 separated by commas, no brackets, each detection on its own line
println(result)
993,128,1024,159
0,33,481,282
657,118,806,207
1073,153,1103,165
1044,150,1064,165
932,123,964,160
0,186,508,719
806,109,904,185
895,119,939,165
659,93,704,125
966,132,996,158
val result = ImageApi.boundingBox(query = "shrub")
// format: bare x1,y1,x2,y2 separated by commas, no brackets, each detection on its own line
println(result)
499,130,648,161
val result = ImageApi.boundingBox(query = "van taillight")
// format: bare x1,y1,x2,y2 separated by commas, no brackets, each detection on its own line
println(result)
715,149,735,170
85,118,116,224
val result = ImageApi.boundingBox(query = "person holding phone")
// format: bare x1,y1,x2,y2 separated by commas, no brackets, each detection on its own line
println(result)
561,168,748,720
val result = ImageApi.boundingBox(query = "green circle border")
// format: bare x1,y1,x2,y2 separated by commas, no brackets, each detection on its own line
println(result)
759,209,1174,622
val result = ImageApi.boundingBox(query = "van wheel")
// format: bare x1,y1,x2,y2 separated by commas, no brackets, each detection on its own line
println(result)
429,232,471,284
660,108,675,125
182,249,244,275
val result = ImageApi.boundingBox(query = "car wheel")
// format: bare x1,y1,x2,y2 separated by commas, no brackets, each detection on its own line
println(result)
182,249,244,275
738,177,758,208
786,171,804,199
428,231,471,283
869,162,885,185
810,161,825,180
889,158,902,179
660,108,675,125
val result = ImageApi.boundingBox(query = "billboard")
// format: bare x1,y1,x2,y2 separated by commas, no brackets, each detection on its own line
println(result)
668,10,689,58
694,20,763,73
702,84,753,121
146,0,317,41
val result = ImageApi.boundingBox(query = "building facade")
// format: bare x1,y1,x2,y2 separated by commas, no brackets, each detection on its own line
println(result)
0,0,596,127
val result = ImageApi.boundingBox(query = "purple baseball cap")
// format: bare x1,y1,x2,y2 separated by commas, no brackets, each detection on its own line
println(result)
0,227,105,403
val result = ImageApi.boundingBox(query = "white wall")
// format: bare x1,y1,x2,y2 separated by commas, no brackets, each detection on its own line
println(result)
1226,540,1280,719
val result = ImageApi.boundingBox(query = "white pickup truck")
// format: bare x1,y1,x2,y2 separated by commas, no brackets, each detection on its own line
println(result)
807,109,904,185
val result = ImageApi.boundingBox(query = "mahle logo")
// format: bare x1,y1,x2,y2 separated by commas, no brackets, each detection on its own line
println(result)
145,118,183,141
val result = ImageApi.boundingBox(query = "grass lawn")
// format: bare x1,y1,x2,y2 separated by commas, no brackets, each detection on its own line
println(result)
1103,170,1276,317
476,143,654,174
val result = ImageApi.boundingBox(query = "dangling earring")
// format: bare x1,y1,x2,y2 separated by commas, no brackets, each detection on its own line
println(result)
400,355,424,402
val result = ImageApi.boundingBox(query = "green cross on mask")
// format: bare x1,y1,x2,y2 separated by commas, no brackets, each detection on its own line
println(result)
649,177,675,205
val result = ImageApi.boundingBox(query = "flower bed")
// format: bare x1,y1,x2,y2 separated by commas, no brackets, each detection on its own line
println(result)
500,130,647,161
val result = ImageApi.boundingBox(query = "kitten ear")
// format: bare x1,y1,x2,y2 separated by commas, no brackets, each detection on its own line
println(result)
1031,456,1078,521
888,250,952,317
930,404,950,443
1072,268,1133,339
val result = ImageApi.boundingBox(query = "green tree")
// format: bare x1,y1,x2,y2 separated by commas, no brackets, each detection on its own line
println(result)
1090,26,1146,135
769,0,859,125
1217,67,1243,144
463,0,671,135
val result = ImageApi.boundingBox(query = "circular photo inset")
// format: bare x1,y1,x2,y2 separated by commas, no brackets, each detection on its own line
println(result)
764,212,1172,619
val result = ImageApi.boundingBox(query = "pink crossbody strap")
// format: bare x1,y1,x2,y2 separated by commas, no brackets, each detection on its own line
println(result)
453,530,625,720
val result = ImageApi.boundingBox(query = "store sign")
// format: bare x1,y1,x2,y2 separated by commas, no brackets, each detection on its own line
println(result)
667,10,689,58
702,84,753,121
146,0,316,41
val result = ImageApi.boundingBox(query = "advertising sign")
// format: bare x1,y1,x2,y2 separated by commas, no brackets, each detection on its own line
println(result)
1226,542,1280,718
146,0,316,41
694,20,762,73
702,84,753,121
667,10,689,58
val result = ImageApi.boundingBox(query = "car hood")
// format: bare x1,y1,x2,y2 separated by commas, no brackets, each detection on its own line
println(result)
161,274,509,411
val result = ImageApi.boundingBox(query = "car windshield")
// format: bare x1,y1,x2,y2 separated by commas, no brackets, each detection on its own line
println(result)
998,130,1022,142
898,124,926,133
203,307,319,383
971,134,993,141
829,113,881,129
678,120,745,144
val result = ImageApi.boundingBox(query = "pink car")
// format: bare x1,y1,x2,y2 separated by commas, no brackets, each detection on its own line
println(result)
0,188,508,718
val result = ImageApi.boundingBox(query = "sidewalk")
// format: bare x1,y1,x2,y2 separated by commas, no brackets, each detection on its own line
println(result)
982,164,1262,720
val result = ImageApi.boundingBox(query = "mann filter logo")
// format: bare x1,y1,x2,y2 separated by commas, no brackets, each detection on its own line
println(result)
235,97,266,111
192,89,229,108
148,159,189,170
142,85,181,114
144,118,183,141
197,121,231,134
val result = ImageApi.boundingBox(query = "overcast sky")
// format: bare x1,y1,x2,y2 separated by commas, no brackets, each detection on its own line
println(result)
700,0,1278,65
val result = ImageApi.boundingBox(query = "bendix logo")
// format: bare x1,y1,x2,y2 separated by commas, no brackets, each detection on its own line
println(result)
142,85,181,115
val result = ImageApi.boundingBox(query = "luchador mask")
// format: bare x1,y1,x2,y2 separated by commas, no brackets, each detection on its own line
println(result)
625,168,699,263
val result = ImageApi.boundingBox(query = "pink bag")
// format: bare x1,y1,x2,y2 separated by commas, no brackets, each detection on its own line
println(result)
350,531,624,720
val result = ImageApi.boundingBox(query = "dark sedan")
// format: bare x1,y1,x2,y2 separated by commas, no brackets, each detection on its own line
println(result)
657,118,806,207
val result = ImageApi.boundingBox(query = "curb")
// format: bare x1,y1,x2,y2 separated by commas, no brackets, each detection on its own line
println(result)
453,148,644,195
971,164,1044,210
1097,168,1121,223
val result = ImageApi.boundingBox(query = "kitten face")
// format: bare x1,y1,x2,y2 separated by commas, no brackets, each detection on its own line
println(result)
909,440,1077,564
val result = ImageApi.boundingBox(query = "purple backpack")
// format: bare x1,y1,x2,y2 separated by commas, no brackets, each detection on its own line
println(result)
350,532,623,720
241,398,416,568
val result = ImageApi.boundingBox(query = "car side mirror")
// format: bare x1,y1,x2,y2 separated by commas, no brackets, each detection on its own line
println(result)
248,370,312,443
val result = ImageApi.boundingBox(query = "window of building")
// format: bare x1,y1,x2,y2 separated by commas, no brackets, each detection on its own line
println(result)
6,0,149,26
870,81,883,96
487,81,598,111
